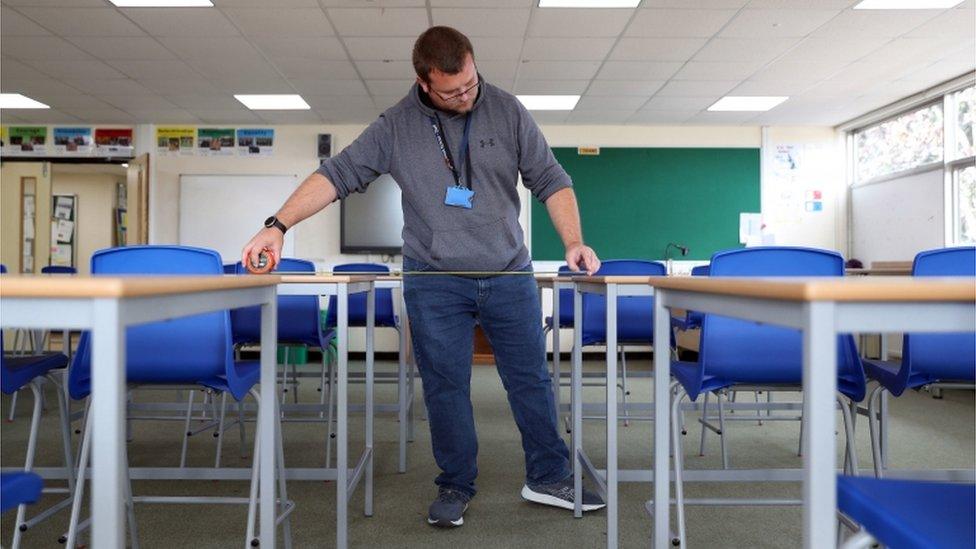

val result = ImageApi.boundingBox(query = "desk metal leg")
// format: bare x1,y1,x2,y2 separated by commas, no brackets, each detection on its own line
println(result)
259,289,278,548
605,284,618,549
336,284,349,549
552,286,561,425
803,302,837,549
652,291,671,549
572,285,583,518
90,299,126,549
365,286,375,517
397,286,408,473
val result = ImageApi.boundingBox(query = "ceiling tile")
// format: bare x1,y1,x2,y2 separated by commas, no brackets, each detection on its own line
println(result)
429,0,532,6
215,0,319,5
208,76,296,94
596,61,682,80
641,0,747,6
521,38,616,61
526,111,570,124
304,95,376,110
899,59,976,84
122,8,241,37
65,78,154,96
585,79,664,96
31,59,126,80
719,9,841,38
17,7,145,37
109,59,201,81
69,36,175,60
189,108,263,123
775,36,891,63
566,109,636,124
575,95,649,109
3,108,82,123
0,78,84,97
354,60,415,79
364,79,414,96
0,58,51,80
250,37,348,60
2,7,52,36
626,9,738,38
2,0,105,6
627,110,697,124
528,8,633,38
514,79,589,94
63,107,136,123
475,60,518,84
223,8,334,37
746,0,856,8
163,94,239,110
255,110,324,123
907,9,975,38
730,79,815,96
685,110,758,124
432,8,530,37
1,36,95,60
641,95,717,111
609,38,707,62
693,37,801,63
289,78,369,95
516,60,602,80
471,37,525,60
137,78,220,95
273,58,359,79
127,108,200,123
672,60,764,80
0,113,26,123
328,8,428,37
99,94,179,110
343,36,415,60
812,9,940,39
749,59,848,81
157,36,258,60
655,80,739,97
320,108,382,123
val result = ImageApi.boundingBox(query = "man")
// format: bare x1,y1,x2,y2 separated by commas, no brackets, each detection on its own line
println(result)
242,26,604,528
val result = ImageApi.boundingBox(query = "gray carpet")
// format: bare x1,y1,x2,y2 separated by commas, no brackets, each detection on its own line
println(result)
1,359,973,548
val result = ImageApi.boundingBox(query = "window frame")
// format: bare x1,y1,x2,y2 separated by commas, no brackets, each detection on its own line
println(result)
851,98,945,187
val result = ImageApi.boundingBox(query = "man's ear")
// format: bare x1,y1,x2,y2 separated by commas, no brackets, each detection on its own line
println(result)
416,76,428,93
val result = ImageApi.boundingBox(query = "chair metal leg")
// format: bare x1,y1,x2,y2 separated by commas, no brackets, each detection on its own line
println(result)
867,385,885,478
245,410,262,547
214,391,228,468
838,396,859,476
274,397,294,549
619,346,630,427
717,390,729,470
698,391,710,457
238,401,247,460
755,391,763,426
798,398,805,457
48,374,76,494
324,355,336,469
179,389,195,468
10,381,44,549
7,389,18,422
671,388,688,547
64,408,94,549
123,447,140,549
318,350,329,419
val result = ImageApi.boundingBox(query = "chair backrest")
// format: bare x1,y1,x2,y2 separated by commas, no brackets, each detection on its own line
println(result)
581,259,667,346
0,264,7,273
228,258,324,348
325,263,397,328
691,264,710,276
556,264,575,327
41,265,76,274
696,247,865,401
901,246,976,387
69,246,247,400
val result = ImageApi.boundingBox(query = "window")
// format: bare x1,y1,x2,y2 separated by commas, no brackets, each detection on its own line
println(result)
854,102,944,183
950,85,974,160
954,165,976,244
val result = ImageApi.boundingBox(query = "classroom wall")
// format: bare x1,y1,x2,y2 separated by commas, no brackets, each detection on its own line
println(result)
51,167,122,275
0,161,51,273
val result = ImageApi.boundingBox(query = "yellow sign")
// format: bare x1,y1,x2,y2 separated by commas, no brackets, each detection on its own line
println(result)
578,146,600,156
156,126,195,155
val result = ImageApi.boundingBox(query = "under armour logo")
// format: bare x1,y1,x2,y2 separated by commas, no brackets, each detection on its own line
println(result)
479,138,495,148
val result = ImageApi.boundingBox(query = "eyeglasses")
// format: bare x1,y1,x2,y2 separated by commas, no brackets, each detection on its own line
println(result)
431,80,479,104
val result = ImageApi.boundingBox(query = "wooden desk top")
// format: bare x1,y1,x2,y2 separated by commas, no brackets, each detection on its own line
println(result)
0,275,281,299
845,268,913,276
574,275,665,285
277,274,377,284
647,276,975,302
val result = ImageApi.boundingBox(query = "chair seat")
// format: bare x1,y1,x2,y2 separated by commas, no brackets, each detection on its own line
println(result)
837,476,976,549
199,360,260,399
1,472,43,513
1,352,68,395
864,357,972,397
672,359,865,402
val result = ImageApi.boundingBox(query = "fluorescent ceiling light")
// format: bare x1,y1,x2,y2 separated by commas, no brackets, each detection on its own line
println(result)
539,0,641,6
0,93,50,109
234,94,310,110
517,95,581,111
854,0,963,8
109,0,214,6
708,96,788,112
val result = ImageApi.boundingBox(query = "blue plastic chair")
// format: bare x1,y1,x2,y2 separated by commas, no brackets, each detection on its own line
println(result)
1,473,43,514
837,475,975,549
64,245,290,547
667,247,867,546
325,263,398,329
672,264,709,331
864,246,976,477
2,335,73,548
40,265,76,274
544,264,576,332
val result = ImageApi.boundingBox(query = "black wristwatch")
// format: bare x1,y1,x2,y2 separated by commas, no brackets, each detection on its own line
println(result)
264,215,288,234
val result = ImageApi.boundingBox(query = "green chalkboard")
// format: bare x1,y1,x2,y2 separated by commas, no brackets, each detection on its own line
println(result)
531,147,760,261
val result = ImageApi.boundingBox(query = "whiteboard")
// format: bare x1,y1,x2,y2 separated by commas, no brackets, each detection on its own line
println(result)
179,174,298,263
851,168,944,266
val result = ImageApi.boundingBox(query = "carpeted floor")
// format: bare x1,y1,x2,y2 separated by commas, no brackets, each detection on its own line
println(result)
1,359,973,548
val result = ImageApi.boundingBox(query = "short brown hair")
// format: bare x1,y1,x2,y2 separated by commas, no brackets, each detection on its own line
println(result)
412,26,474,82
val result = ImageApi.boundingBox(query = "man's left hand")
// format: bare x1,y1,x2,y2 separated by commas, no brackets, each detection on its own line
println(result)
565,243,601,275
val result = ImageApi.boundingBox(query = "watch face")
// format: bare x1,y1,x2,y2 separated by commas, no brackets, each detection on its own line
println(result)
264,216,275,228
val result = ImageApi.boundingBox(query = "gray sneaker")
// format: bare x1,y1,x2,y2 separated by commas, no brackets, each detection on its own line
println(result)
521,478,606,512
427,487,471,527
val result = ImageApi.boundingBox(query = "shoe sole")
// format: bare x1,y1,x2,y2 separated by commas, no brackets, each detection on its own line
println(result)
426,503,467,527
520,485,606,512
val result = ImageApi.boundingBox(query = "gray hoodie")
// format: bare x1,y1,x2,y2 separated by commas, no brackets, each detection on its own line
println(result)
316,77,572,272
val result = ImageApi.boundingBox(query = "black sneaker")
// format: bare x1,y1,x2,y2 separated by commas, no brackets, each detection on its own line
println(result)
427,487,471,527
521,478,606,511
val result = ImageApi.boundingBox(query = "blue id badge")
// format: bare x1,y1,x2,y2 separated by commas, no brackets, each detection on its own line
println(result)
445,185,474,209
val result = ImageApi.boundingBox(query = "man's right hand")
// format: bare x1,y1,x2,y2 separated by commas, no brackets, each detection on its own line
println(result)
241,227,283,272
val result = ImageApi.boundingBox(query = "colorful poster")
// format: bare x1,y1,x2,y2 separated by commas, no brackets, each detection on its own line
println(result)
54,127,93,154
94,128,134,156
197,128,235,156
156,126,196,156
236,128,274,157
8,126,47,155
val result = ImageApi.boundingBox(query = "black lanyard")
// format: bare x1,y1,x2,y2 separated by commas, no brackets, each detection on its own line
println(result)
428,113,473,189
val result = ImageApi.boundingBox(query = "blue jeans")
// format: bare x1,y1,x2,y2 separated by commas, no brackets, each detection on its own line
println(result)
402,256,571,497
